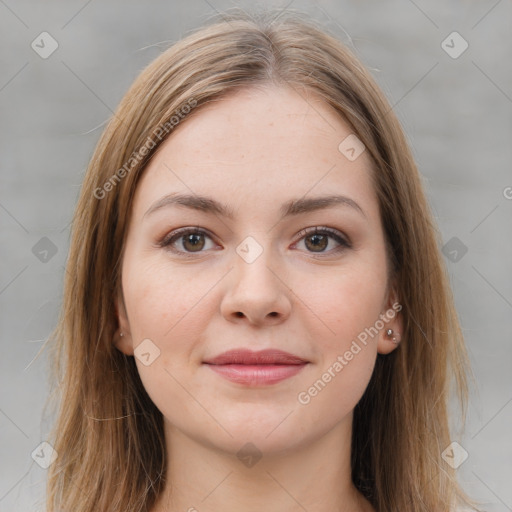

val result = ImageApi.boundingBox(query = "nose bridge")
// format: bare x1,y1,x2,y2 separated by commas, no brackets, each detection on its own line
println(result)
220,233,291,324
233,232,279,294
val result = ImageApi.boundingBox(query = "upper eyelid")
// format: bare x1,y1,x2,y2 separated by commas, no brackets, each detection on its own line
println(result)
295,226,348,240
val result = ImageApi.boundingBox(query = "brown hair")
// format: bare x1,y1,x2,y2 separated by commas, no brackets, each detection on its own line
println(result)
41,8,481,512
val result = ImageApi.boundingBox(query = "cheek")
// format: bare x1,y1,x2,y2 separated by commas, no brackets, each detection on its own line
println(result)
292,254,386,405
121,257,221,405
301,256,387,347
293,279,382,431
122,259,214,422
123,258,216,343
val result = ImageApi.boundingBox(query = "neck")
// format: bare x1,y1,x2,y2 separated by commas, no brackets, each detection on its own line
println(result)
150,414,374,512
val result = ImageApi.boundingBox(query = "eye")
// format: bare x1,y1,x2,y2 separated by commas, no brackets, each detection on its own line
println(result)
293,226,351,256
158,227,217,256
158,226,351,258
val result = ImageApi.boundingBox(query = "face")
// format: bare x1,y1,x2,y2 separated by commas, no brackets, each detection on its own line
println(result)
115,85,401,455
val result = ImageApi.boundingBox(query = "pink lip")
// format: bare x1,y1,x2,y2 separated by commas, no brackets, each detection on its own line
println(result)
203,349,308,386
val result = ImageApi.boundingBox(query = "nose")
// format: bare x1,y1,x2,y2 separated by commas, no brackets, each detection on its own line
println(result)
220,245,292,326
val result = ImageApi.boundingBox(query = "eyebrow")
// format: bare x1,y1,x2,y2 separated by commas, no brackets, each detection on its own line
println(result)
143,193,366,221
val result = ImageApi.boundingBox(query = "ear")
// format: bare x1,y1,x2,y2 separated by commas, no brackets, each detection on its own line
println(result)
113,287,134,356
377,283,403,355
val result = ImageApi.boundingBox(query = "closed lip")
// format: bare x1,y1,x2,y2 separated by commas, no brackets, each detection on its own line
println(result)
203,348,308,365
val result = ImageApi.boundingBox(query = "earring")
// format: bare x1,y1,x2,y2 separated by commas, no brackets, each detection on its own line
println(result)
120,332,124,337
385,328,401,344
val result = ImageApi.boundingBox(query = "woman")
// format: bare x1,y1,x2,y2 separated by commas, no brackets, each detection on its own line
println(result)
43,8,481,512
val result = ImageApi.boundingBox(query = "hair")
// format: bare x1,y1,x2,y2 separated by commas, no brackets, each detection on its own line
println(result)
40,7,482,512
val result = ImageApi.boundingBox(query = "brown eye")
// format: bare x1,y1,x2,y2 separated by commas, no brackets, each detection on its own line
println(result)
295,227,351,255
182,232,206,252
159,228,216,255
304,233,329,252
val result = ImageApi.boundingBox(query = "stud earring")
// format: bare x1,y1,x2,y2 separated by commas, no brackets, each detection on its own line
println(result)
120,332,124,337
385,328,401,344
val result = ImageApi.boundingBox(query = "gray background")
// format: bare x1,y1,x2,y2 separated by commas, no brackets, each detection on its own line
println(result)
1,0,511,510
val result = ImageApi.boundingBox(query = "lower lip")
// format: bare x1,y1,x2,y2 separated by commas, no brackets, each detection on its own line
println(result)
204,363,307,386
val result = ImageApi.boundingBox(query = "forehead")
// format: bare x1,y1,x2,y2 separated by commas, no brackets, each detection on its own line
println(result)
132,85,378,222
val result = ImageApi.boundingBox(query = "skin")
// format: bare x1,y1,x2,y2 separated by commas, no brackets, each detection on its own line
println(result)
115,84,402,512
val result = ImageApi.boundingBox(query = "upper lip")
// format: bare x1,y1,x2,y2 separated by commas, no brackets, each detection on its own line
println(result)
203,349,308,365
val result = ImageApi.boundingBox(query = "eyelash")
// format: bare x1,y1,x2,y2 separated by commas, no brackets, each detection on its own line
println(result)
157,226,351,258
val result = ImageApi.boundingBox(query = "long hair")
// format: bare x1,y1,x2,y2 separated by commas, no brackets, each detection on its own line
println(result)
41,8,481,512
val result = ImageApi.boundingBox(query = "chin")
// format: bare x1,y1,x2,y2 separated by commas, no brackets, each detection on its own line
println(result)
207,413,318,456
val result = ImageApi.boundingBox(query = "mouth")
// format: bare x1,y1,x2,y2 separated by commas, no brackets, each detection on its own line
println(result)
202,348,309,386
